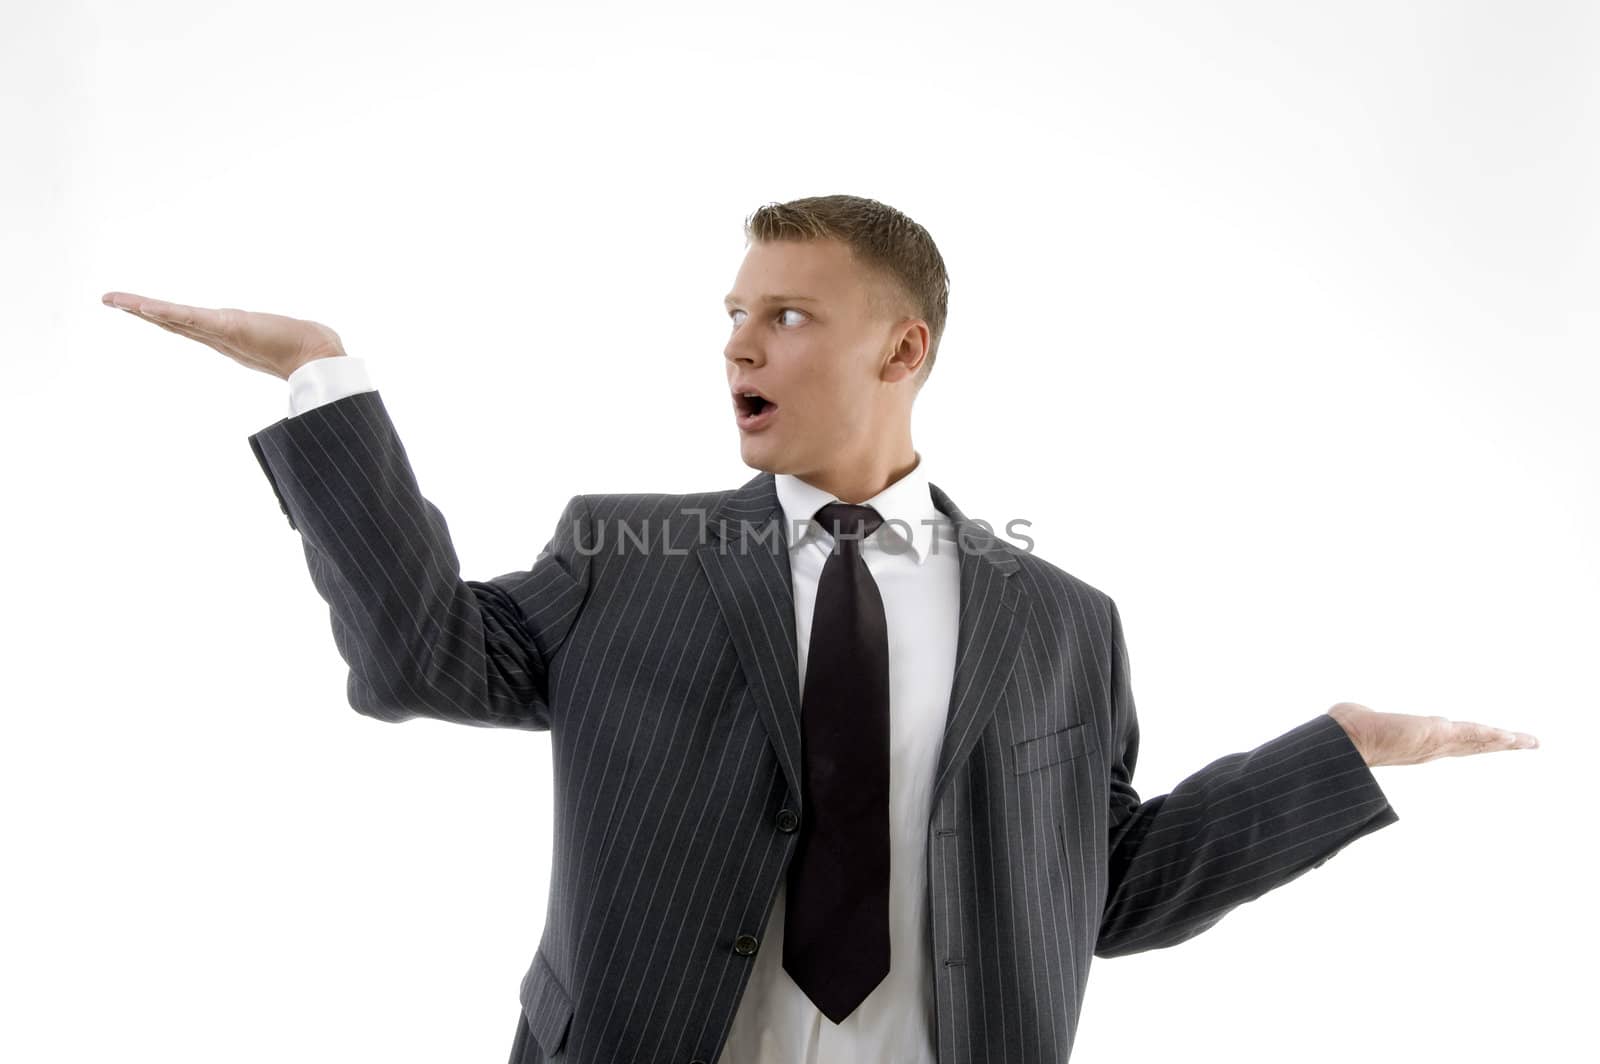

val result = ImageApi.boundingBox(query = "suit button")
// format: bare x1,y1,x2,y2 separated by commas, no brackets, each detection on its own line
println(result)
733,933,759,956
689,1059,709,1064
775,808,799,832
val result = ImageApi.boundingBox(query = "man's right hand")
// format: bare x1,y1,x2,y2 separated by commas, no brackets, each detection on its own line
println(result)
101,291,347,380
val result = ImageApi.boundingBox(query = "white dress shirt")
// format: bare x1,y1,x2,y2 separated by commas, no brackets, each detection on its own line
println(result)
284,357,962,1064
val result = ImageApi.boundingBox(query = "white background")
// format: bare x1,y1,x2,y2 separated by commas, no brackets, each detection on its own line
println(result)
3,1,1594,1061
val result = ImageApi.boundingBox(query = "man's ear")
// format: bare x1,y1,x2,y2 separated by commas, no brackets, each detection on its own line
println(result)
885,320,929,384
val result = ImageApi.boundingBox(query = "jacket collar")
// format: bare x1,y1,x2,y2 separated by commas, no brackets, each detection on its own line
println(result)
696,467,1026,822
772,451,941,563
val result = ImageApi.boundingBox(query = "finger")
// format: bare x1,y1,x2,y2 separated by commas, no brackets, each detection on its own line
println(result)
136,313,219,348
131,299,229,335
106,295,228,335
102,291,152,310
1461,721,1511,755
108,294,222,346
1473,723,1540,750
1445,721,1536,757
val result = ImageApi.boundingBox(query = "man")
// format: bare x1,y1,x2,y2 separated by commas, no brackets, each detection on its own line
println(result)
103,194,1537,1064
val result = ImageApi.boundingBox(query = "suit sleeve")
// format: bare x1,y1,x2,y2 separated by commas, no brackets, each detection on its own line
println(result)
1093,598,1399,958
246,389,593,730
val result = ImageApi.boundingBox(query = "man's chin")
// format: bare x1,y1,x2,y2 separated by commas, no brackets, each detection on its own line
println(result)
737,443,789,476
739,455,781,474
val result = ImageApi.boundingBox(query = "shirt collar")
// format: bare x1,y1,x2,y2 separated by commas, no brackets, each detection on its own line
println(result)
772,451,943,565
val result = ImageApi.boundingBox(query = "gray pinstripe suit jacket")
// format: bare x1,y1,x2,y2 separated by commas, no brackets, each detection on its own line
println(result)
247,388,1399,1064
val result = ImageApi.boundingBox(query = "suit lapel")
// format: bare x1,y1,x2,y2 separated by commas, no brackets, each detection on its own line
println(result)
696,471,1026,817
696,473,804,796
925,480,1026,814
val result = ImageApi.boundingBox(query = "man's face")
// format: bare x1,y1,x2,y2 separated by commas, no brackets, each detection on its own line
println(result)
723,236,905,477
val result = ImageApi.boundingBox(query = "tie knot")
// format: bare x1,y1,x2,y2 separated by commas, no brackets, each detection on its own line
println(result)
813,502,883,551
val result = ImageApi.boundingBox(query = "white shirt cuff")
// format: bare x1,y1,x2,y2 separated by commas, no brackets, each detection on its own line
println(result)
287,356,375,417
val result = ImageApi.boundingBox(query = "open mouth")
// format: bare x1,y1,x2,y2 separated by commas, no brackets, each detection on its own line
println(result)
735,393,775,417
734,390,780,430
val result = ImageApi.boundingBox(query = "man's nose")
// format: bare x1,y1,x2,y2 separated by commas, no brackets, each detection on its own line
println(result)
724,323,763,367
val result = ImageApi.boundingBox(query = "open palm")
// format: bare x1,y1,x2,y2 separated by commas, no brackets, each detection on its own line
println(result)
1328,702,1539,767
101,291,345,380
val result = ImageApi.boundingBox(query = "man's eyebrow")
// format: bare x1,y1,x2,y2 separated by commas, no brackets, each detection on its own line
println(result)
722,293,823,309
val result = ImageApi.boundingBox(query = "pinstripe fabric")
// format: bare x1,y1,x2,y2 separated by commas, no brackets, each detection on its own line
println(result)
247,389,1399,1064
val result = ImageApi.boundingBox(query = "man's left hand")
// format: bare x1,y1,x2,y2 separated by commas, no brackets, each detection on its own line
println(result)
1327,702,1539,767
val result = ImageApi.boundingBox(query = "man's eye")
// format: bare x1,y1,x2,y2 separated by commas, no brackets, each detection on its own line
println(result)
727,308,806,327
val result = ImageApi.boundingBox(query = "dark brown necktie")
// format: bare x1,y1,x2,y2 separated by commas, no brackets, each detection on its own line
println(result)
782,502,891,1023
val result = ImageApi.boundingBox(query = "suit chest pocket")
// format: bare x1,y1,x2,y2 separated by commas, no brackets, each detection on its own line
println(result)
1012,720,1095,775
